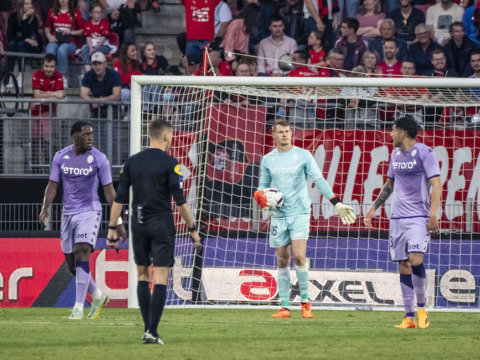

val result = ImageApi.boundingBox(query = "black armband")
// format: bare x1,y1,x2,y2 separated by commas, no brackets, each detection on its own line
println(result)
107,225,117,230
329,196,341,206
188,225,197,232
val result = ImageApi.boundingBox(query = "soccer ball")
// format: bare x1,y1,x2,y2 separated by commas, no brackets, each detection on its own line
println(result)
264,188,284,210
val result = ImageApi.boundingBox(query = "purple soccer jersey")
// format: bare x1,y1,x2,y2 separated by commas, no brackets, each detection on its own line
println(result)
387,143,440,219
50,145,112,214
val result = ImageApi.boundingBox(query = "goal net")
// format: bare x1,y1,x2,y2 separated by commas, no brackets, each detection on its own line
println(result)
129,76,480,310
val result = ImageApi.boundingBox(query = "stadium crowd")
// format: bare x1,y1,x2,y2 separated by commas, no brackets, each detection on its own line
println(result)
1,0,480,133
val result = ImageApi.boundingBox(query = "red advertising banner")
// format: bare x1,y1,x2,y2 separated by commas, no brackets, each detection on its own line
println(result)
0,238,64,307
172,124,479,232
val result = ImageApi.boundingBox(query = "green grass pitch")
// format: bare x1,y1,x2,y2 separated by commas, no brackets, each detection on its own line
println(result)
1,308,479,360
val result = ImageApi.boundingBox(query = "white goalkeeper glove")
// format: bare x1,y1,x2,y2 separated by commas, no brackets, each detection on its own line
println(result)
335,203,357,225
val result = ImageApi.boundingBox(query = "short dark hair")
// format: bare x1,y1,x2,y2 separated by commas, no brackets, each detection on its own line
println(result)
148,118,172,139
70,121,92,136
293,50,308,63
471,49,480,58
44,53,57,65
383,38,397,47
272,119,290,132
431,48,446,59
343,18,359,33
269,15,284,26
449,21,465,34
395,116,418,139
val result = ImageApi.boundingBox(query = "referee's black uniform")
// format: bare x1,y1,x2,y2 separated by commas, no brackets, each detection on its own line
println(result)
115,148,186,267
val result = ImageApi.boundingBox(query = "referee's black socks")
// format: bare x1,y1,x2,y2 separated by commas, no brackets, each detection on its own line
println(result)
137,281,151,332
148,284,167,338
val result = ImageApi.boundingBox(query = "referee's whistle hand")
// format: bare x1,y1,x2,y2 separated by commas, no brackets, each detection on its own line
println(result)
190,231,201,250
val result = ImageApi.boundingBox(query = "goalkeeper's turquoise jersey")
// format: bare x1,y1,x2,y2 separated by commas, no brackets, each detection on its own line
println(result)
258,146,332,218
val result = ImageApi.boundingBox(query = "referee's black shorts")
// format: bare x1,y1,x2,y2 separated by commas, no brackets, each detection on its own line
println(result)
131,215,176,267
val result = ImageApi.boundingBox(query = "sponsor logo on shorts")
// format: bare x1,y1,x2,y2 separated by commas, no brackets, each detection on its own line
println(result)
408,243,420,251
61,164,93,176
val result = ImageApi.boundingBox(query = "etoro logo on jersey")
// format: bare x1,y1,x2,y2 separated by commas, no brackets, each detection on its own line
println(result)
392,159,416,170
61,164,93,176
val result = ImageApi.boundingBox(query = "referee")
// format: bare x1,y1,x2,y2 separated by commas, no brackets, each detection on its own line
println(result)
107,118,200,345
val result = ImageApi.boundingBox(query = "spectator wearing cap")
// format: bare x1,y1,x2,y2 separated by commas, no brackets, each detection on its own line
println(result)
182,0,222,57
257,16,297,76
81,4,112,72
81,51,122,118
182,54,201,75
442,21,478,77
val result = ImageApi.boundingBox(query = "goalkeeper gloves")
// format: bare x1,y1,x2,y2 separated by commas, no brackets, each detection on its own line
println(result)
253,188,270,210
335,202,357,225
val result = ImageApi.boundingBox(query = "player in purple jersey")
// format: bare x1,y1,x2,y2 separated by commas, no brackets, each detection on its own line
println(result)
364,116,441,329
39,121,126,320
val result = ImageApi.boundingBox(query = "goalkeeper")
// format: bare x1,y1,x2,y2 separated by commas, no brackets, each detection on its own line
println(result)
254,119,356,318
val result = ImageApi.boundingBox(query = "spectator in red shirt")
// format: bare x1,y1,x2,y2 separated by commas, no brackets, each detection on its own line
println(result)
31,54,65,164
289,50,316,77
376,39,402,77
307,30,325,68
182,0,222,57
45,0,85,88
81,4,112,72
113,42,142,105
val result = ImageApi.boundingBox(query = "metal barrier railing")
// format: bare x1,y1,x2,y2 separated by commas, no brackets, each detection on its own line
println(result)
0,97,129,178
3,51,46,98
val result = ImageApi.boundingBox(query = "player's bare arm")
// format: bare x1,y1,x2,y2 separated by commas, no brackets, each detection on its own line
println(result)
103,183,127,241
364,178,394,227
176,203,201,250
39,180,59,227
428,176,441,234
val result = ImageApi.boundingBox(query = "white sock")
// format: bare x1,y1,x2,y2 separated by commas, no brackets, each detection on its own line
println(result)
74,302,84,310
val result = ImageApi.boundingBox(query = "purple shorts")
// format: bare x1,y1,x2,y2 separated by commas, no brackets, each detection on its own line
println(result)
60,211,102,254
389,217,430,262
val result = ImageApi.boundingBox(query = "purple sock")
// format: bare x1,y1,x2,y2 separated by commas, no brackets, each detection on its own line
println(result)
411,263,427,308
75,261,90,305
400,274,415,318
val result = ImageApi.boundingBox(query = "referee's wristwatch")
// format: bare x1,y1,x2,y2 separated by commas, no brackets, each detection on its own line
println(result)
188,225,197,232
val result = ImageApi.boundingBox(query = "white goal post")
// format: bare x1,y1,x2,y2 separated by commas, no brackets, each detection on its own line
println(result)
128,75,480,311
